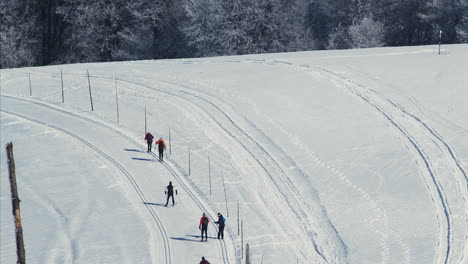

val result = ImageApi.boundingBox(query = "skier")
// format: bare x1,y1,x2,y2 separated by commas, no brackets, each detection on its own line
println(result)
199,256,211,264
155,137,167,161
199,213,210,241
164,181,177,207
214,212,226,239
144,132,154,152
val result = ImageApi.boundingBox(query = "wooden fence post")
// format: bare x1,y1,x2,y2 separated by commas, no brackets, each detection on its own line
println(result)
241,220,244,259
221,171,229,217
28,73,32,96
144,107,147,134
237,200,240,235
246,243,251,264
208,156,211,195
188,147,191,176
114,76,119,123
86,70,94,111
6,142,26,264
168,128,172,156
60,70,64,103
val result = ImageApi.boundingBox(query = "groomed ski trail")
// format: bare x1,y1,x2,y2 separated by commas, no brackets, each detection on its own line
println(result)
261,59,468,264
0,94,234,264
78,72,347,263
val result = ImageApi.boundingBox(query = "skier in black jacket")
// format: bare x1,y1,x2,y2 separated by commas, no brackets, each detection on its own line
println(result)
165,181,177,206
214,213,226,239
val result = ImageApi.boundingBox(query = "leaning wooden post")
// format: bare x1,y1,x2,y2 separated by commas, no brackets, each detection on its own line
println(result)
221,171,229,217
60,70,64,103
114,76,119,123
86,70,94,111
6,142,26,264
208,156,212,195
28,73,32,96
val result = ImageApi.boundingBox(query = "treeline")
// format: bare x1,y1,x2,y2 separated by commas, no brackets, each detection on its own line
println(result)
1,0,467,68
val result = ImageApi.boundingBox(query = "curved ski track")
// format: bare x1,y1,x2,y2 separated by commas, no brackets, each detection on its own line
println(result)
81,74,345,263
0,95,231,264
0,105,172,264
4,55,466,264
259,60,467,264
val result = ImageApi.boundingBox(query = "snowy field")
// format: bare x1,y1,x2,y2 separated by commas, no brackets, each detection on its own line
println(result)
1,44,467,264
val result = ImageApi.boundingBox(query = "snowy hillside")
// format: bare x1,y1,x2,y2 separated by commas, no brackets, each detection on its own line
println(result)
1,44,467,264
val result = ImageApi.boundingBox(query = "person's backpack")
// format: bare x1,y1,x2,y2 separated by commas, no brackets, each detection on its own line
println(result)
202,217,208,225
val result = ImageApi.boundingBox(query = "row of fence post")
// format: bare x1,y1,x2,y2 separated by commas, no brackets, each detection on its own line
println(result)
3,69,256,263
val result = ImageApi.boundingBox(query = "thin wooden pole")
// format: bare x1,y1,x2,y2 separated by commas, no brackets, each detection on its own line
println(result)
144,107,147,134
114,76,119,123
6,142,26,264
86,70,94,111
221,171,229,217
60,70,64,103
438,30,442,55
188,147,191,176
168,128,172,156
208,156,211,195
241,220,244,259
246,243,251,264
28,73,32,96
237,200,240,235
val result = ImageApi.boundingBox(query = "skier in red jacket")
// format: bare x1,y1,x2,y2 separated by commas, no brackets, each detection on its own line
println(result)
155,137,166,161
199,256,210,264
144,132,154,152
199,213,210,241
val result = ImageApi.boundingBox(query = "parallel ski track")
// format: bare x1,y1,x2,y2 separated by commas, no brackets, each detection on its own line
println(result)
1,96,173,264
0,94,232,264
84,74,342,263
261,60,467,264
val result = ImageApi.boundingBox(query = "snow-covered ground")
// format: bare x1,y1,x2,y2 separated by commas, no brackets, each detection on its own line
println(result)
1,44,467,264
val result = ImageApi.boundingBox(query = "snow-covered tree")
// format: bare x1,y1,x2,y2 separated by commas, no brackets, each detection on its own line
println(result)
327,25,352,49
57,0,161,63
0,0,42,68
349,17,386,48
421,0,466,43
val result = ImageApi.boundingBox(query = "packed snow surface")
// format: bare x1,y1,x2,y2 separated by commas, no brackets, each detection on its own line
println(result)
1,45,467,264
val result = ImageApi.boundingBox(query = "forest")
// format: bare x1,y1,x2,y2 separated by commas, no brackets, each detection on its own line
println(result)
1,0,467,68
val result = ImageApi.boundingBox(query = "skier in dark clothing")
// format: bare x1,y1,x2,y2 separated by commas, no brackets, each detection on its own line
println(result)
199,213,210,241
214,213,226,239
155,137,166,161
199,256,211,264
144,132,154,152
165,181,177,206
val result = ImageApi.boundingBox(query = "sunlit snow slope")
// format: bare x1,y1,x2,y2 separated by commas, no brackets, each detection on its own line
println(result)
1,44,467,264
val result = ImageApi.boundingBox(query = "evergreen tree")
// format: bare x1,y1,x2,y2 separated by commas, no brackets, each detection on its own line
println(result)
57,0,161,63
0,0,42,68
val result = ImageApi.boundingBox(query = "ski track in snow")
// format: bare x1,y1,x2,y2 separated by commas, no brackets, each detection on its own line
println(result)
81,74,345,263
0,94,233,264
258,59,467,264
2,50,466,263
15,69,343,262
1,100,172,264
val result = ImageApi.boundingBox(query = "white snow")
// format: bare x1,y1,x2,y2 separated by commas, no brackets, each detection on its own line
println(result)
1,44,467,264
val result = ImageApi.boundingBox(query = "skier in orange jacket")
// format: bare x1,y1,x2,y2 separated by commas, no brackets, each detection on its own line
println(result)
155,137,167,161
